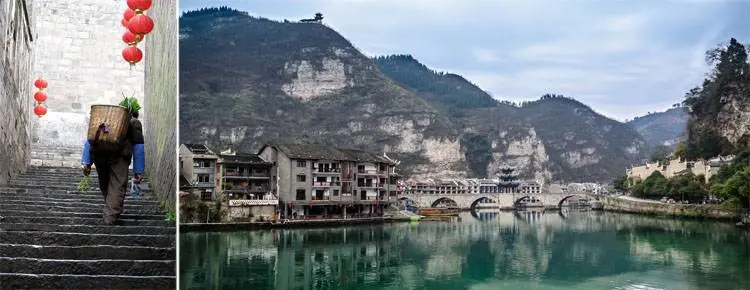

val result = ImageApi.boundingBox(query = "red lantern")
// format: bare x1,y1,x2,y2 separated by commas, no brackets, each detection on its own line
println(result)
127,14,154,35
34,78,47,89
34,91,47,103
127,0,152,11
121,18,129,27
122,31,139,44
34,104,47,117
122,46,143,64
123,9,136,21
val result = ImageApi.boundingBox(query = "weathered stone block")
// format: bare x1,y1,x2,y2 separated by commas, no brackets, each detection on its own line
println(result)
0,0,35,185
144,0,177,215
31,0,145,164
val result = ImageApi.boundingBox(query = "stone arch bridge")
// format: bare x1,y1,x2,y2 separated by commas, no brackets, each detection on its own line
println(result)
398,192,595,210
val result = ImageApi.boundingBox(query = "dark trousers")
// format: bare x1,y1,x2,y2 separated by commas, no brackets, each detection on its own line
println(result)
93,154,131,219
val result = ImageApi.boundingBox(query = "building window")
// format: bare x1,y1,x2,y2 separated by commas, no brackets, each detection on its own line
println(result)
197,174,210,183
296,189,306,200
297,160,306,167
333,189,339,196
297,174,306,182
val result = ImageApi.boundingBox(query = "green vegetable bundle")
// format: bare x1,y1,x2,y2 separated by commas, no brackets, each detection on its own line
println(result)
76,175,93,192
119,95,141,113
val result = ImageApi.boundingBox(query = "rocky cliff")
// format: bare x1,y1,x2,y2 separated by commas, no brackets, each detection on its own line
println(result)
376,55,648,183
627,107,689,149
179,8,648,183
682,38,750,159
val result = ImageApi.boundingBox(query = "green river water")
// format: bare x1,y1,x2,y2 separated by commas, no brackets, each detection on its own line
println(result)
180,210,750,290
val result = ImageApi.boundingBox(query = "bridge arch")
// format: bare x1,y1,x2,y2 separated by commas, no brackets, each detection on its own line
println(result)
431,197,459,208
557,194,591,208
513,195,542,207
470,196,496,209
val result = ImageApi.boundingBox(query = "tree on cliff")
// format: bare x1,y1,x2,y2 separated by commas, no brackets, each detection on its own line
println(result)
682,38,749,160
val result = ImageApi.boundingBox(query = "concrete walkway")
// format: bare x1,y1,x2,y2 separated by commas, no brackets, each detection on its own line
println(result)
615,195,665,204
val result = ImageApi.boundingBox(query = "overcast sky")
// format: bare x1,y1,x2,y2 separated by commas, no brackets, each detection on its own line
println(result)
180,0,750,121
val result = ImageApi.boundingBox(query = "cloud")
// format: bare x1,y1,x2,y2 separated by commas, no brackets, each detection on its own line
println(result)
472,48,501,63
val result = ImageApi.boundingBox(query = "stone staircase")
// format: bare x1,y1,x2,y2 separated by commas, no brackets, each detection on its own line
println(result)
0,166,176,289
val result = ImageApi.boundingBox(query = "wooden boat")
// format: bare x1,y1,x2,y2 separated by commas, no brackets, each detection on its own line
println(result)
417,207,460,216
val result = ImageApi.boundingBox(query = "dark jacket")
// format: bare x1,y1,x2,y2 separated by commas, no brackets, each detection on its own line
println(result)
81,118,146,174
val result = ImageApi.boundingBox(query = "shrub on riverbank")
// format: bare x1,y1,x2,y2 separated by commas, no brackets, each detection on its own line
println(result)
630,171,707,203
708,151,750,209
619,150,750,209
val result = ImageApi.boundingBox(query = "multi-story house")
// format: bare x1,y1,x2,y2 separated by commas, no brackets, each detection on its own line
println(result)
477,179,501,193
519,181,542,195
257,143,399,219
179,144,218,200
216,153,278,222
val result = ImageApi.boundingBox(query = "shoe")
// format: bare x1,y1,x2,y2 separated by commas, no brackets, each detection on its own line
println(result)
103,216,122,226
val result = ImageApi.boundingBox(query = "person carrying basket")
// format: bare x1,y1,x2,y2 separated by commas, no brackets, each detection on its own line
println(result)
80,97,145,225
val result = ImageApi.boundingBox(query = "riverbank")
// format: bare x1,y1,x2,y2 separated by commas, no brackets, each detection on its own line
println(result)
599,195,745,222
180,216,414,232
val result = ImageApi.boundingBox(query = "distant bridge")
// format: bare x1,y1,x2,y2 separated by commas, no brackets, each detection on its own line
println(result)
397,192,596,210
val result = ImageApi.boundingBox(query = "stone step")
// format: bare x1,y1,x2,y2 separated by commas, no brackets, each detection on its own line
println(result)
0,231,175,248
0,210,166,221
0,223,175,235
0,216,174,227
0,243,175,260
0,184,153,192
24,166,143,173
0,195,162,207
16,173,150,179
0,257,175,276
0,199,161,211
0,273,175,290
0,189,157,201
12,175,150,181
0,166,176,289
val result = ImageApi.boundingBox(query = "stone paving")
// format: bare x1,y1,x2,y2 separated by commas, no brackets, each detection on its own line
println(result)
0,166,176,289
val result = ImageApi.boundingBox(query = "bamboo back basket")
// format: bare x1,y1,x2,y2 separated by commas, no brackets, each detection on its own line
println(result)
87,105,130,150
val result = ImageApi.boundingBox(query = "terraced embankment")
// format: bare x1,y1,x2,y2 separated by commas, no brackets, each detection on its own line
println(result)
0,166,176,289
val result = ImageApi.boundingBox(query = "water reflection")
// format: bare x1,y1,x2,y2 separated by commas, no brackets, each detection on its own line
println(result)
180,211,750,290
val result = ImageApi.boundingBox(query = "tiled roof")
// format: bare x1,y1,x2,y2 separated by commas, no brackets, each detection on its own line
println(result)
261,143,393,164
219,154,270,165
184,143,212,153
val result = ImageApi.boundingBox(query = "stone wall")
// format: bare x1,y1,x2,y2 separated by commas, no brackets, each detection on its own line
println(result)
144,0,177,215
600,196,741,220
31,0,144,166
626,158,722,183
0,0,35,185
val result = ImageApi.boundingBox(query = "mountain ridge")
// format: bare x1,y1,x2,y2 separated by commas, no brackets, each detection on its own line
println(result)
179,8,648,183
627,107,689,149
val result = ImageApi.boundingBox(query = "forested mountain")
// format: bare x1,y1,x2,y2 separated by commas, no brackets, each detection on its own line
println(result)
179,8,648,183
628,107,689,149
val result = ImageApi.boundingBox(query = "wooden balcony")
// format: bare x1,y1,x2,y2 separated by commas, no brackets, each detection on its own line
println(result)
313,168,341,175
357,169,387,175
223,171,270,179
312,181,341,187
228,199,279,207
